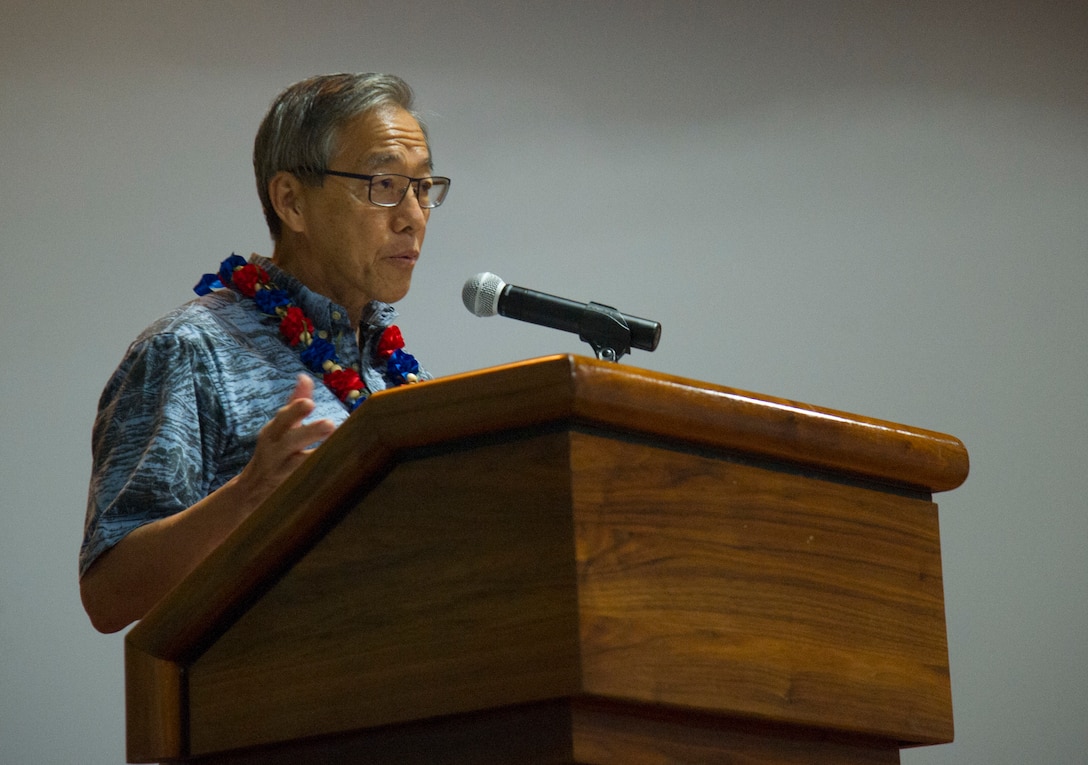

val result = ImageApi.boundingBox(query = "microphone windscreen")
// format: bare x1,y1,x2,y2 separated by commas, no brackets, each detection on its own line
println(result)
462,272,506,317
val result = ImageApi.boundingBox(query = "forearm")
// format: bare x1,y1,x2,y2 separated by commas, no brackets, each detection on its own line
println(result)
79,473,259,634
81,376,334,634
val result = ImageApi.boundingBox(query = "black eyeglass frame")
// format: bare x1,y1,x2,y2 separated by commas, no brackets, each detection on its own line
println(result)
319,169,451,209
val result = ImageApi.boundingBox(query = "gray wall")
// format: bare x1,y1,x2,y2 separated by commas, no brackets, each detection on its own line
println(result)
2,2,1085,762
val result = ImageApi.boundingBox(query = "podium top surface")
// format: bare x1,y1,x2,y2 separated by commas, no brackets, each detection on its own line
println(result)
380,354,968,493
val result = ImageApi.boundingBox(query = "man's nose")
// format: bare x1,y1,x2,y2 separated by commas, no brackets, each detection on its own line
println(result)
394,184,428,227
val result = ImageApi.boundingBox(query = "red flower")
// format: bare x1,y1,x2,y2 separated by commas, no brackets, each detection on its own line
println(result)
376,325,405,358
324,368,364,400
279,306,313,346
231,264,267,297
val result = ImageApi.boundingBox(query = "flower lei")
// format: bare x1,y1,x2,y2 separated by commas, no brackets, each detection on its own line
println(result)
195,254,421,410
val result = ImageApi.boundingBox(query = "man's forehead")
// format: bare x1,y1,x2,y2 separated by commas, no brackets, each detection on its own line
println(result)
338,108,432,170
360,149,432,172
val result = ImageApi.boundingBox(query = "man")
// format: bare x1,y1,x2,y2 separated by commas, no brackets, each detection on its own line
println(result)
80,73,449,633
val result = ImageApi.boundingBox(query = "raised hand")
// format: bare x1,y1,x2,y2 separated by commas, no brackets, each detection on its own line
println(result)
235,375,337,505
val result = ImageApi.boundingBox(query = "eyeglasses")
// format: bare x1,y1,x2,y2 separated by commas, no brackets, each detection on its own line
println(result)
321,170,451,209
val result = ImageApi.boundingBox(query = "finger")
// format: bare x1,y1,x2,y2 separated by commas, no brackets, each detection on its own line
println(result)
259,395,316,445
262,376,321,443
289,373,314,402
272,417,336,454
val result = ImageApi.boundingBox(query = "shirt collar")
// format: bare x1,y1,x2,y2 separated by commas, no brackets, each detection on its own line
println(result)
250,255,399,340
250,254,353,338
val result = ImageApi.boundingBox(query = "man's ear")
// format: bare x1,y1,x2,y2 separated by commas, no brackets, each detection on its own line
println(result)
268,171,308,235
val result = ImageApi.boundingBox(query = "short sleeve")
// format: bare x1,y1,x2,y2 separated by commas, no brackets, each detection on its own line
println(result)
80,332,225,577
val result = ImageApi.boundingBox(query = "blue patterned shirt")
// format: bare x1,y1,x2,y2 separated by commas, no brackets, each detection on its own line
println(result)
80,255,425,577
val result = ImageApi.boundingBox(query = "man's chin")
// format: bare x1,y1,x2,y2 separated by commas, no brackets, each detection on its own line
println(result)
373,281,412,306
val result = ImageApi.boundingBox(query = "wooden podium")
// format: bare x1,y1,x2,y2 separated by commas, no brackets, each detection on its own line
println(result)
124,355,968,764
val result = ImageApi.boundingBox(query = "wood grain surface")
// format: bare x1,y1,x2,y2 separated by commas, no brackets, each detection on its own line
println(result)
123,355,965,762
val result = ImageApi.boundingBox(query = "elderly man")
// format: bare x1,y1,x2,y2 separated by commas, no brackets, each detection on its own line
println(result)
80,73,449,633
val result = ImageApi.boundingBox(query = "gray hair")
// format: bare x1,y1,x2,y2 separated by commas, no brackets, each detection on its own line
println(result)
253,73,428,239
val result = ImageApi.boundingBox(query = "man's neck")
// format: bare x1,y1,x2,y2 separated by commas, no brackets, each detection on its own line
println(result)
271,243,366,327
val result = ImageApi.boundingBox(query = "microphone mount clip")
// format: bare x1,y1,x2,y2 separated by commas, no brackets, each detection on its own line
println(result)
579,302,632,362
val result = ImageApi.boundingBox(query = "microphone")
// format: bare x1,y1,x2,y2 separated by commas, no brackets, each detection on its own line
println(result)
462,272,661,357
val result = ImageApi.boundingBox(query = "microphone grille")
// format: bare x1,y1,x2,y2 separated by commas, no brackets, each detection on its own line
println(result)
462,272,506,317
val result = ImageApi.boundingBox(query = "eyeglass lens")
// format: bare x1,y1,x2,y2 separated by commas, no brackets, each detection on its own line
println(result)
370,175,449,208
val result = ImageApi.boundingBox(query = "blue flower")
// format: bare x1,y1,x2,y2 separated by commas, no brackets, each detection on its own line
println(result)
253,288,291,314
386,349,420,383
217,253,248,285
299,337,337,373
193,273,223,296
